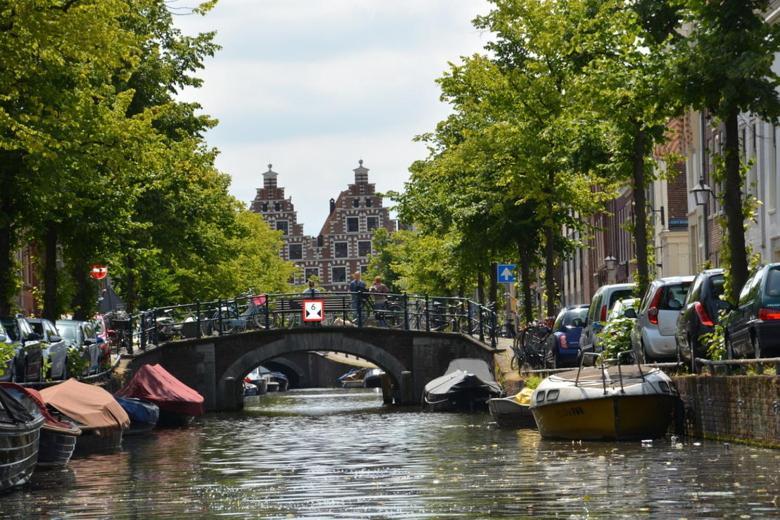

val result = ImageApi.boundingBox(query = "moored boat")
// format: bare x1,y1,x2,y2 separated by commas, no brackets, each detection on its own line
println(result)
0,384,82,467
488,387,536,429
423,358,502,412
363,368,385,389
338,368,367,388
117,364,204,428
115,397,159,435
0,383,44,491
530,363,678,441
40,378,130,455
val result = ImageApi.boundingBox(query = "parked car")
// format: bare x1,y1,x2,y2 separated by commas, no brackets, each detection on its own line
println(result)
675,269,728,368
56,319,109,375
0,320,14,380
722,263,780,359
631,276,694,362
545,305,589,368
580,283,636,355
0,315,45,382
27,318,69,380
607,298,639,321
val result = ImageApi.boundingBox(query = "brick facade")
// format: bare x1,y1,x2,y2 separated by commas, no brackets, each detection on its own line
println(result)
250,161,395,290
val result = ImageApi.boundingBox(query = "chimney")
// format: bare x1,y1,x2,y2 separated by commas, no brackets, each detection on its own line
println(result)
263,164,278,189
329,198,336,214
353,159,368,184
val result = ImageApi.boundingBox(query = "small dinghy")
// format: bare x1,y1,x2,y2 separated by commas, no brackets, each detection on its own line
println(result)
0,383,44,491
0,384,81,467
363,368,385,389
117,364,204,427
488,387,536,429
338,368,367,389
40,379,130,455
530,360,678,441
115,397,159,435
423,359,502,412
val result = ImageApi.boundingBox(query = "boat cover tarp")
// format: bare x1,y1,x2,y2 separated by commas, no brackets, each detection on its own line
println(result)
115,397,160,426
424,358,502,398
0,383,37,424
117,364,204,416
0,383,81,435
513,387,534,405
40,378,129,430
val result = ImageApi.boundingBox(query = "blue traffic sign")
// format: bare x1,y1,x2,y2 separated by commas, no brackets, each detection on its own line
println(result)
497,263,516,283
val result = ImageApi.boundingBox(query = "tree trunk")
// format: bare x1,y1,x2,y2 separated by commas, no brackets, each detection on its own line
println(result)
42,223,59,321
723,108,749,304
477,271,485,305
544,219,557,318
70,261,93,320
0,226,13,316
518,243,534,324
632,126,651,297
489,262,498,308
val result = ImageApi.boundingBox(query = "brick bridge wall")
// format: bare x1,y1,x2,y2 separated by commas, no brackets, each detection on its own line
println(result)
673,375,780,448
128,327,497,412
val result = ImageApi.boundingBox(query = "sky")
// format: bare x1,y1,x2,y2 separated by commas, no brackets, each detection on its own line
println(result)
174,0,492,233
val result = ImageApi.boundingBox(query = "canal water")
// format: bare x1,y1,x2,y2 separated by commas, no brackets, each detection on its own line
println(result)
4,388,779,518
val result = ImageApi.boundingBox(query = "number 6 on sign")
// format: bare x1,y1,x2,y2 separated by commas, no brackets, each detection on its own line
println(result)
303,300,325,322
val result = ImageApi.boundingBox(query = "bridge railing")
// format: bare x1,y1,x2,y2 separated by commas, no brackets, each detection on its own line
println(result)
132,291,498,352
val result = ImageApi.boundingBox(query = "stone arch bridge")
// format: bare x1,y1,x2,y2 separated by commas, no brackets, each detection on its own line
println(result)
127,327,499,411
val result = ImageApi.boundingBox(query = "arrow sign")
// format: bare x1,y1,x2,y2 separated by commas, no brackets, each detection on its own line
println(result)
303,300,325,322
497,263,516,283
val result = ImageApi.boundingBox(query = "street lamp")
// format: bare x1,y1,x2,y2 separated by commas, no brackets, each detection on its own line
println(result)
690,175,714,265
605,255,617,271
692,176,714,207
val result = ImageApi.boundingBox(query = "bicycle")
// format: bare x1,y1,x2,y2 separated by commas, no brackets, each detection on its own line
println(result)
511,322,551,370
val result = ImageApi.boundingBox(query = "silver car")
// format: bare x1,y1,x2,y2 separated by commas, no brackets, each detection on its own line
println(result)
581,283,636,355
631,276,694,361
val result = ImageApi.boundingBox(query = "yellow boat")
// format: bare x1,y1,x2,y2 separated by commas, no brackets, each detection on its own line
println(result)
530,363,677,441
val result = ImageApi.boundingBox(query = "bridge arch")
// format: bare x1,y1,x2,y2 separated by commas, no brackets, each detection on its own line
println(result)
220,331,410,409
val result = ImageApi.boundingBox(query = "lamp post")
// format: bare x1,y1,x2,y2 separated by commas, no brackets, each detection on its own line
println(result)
605,255,617,283
691,176,714,264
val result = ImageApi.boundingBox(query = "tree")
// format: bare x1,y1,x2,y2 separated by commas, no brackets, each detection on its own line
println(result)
673,0,780,303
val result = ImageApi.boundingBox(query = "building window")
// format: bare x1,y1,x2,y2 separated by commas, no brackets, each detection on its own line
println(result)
261,202,268,212
346,217,359,233
289,244,303,260
367,216,379,231
305,268,319,281
335,242,348,258
274,202,281,211
360,265,369,274
332,267,347,283
358,241,371,257
365,198,372,207
276,220,288,235
352,198,360,208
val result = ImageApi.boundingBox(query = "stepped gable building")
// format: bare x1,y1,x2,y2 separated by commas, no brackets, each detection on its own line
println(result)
250,160,395,290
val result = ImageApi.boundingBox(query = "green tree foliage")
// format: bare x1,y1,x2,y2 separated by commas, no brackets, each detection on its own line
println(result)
671,0,780,303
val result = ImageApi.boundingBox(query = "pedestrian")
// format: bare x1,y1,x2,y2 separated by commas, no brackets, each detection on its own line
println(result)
369,276,389,326
349,271,367,323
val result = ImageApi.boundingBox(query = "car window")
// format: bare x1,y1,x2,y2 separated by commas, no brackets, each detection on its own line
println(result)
563,308,588,327
588,292,603,323
686,275,703,304
45,321,59,337
83,323,96,339
639,285,657,312
659,283,691,311
18,319,33,337
708,275,725,300
0,318,20,341
608,289,633,310
29,322,44,335
764,267,780,304
57,323,77,342
553,309,566,330
738,273,756,306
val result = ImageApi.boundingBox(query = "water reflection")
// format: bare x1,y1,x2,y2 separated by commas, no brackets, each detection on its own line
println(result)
2,388,778,518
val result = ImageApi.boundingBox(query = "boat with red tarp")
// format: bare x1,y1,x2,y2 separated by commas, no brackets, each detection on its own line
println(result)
117,364,204,427
0,383,81,467
40,379,129,455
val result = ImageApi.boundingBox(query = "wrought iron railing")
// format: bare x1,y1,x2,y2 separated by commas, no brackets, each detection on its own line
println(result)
129,291,498,353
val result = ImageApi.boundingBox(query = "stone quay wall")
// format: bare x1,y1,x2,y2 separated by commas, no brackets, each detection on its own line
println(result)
673,375,780,448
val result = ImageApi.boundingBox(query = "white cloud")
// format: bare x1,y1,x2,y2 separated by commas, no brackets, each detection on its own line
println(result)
174,0,493,229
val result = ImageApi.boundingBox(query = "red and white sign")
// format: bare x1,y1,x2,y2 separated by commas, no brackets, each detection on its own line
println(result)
302,300,325,322
90,265,108,280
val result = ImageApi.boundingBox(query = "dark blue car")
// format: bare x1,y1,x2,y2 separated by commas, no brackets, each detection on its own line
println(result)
545,305,589,368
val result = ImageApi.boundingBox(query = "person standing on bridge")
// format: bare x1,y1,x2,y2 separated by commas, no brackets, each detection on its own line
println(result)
349,271,367,324
370,276,389,327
